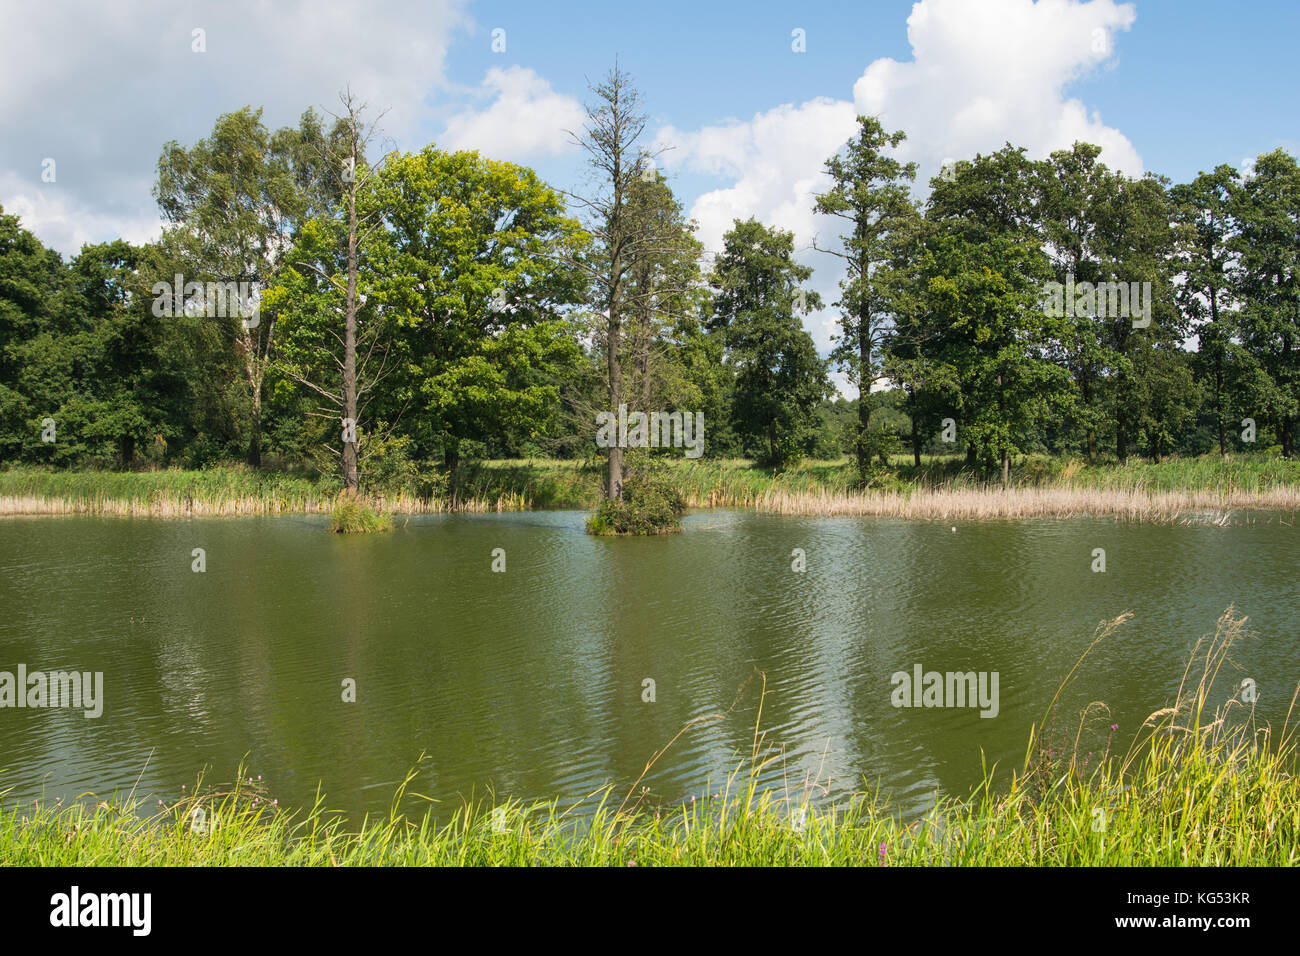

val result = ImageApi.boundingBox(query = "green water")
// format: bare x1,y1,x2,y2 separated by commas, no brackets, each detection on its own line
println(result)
0,510,1295,822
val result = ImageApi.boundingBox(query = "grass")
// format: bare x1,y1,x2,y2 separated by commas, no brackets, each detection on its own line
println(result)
3,452,1300,521
2,607,1296,865
0,465,332,516
0,464,534,517
433,453,1300,522
329,496,393,533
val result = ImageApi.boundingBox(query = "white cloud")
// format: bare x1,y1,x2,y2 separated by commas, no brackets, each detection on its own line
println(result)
0,0,470,256
855,0,1142,181
440,66,585,162
0,171,162,257
655,98,858,256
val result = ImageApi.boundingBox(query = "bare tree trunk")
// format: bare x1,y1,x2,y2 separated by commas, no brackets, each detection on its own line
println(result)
247,389,262,467
1215,366,1226,459
1210,288,1227,458
569,64,654,501
607,309,623,499
998,369,1009,486
241,323,264,468
342,176,360,495
1285,333,1294,459
1082,374,1097,464
281,89,394,495
637,314,652,409
856,310,872,477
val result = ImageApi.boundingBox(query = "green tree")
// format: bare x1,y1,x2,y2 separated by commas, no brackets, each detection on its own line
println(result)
914,150,1074,483
1101,172,1182,463
1231,149,1300,457
566,64,654,499
814,115,919,479
23,242,182,466
267,92,395,491
364,147,588,472
1172,165,1244,457
1039,142,1125,462
914,231,1070,483
621,170,707,417
1133,343,1199,461
0,206,65,461
709,219,830,467
155,106,331,466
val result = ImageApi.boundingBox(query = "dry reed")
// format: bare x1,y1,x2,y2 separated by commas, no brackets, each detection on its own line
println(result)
0,490,533,518
728,483,1300,522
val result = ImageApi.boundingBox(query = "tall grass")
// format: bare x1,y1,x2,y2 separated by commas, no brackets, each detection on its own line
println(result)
743,484,1300,521
0,465,534,518
2,608,1295,865
4,453,1300,521
329,496,393,533
458,454,1300,520
0,465,332,517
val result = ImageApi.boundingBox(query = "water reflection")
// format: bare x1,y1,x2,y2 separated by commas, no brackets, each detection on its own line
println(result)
0,510,1295,823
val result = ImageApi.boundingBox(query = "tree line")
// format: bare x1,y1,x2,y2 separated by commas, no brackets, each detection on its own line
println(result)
1,66,1297,496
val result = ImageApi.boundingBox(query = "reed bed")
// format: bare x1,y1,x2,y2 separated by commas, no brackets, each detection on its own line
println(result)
4,454,1300,521
0,466,330,517
0,494,330,517
0,466,535,518
2,608,1296,866
743,483,1300,522
0,493,537,518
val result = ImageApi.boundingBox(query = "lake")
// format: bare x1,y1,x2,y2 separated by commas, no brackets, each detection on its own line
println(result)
0,510,1295,822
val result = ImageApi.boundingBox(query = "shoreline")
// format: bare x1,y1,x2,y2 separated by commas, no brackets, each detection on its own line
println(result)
3,457,1300,522
2,485,1299,522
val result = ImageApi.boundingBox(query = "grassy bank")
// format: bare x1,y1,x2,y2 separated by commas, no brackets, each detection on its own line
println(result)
3,453,1300,520
2,609,1296,866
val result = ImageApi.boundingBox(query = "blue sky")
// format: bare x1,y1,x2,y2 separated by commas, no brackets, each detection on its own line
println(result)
1,0,1296,383
431,0,1298,188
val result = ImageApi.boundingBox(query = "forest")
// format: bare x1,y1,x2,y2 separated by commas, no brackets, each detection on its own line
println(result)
2,66,1298,500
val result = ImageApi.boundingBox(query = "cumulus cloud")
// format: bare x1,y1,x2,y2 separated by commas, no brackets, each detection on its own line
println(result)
0,171,162,257
440,66,586,162
855,0,1142,181
655,98,858,256
0,0,470,255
